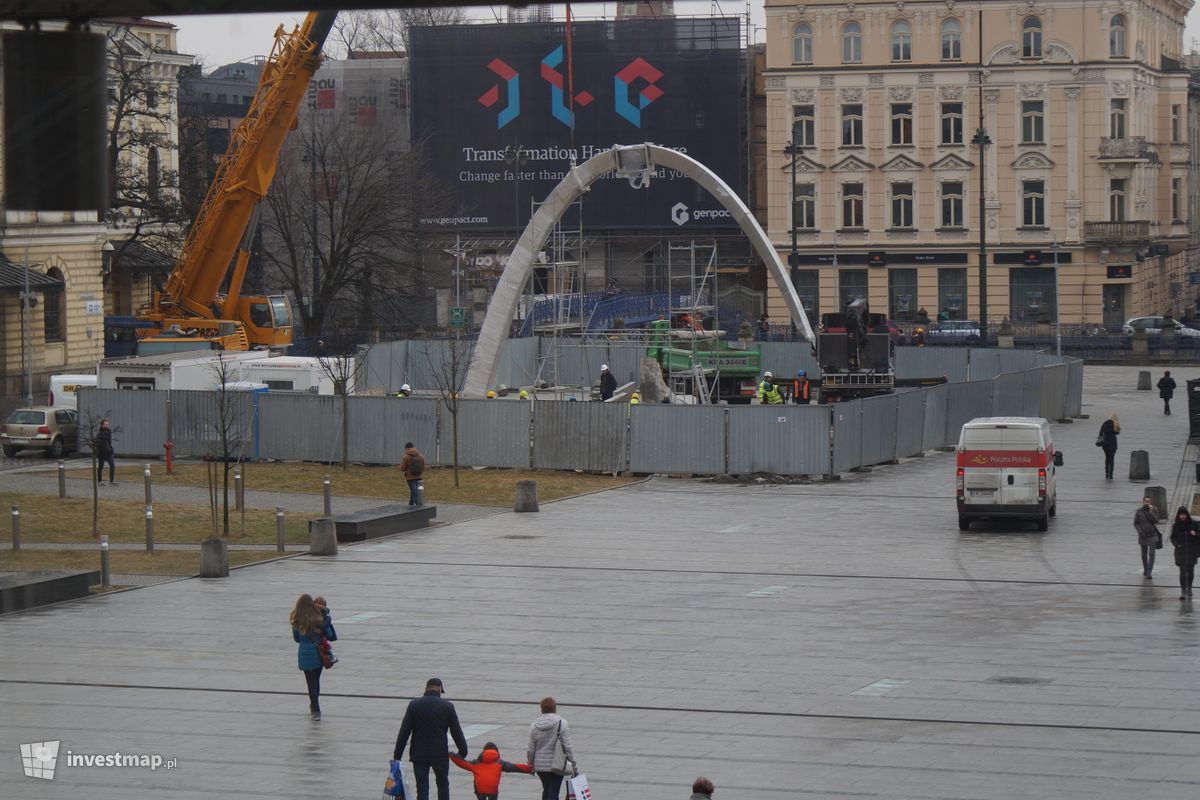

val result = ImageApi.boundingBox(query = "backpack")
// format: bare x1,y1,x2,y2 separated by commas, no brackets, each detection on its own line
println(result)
408,453,425,477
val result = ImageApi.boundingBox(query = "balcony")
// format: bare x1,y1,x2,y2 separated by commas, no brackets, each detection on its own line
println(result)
1083,220,1151,245
1098,136,1158,162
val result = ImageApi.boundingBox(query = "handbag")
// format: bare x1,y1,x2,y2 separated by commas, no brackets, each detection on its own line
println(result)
1156,531,1164,550
1095,435,1104,447
550,720,573,776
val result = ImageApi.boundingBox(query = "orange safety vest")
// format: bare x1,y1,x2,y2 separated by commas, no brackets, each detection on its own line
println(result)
792,378,810,403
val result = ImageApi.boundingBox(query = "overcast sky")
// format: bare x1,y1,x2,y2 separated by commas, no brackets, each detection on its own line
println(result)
165,4,1200,69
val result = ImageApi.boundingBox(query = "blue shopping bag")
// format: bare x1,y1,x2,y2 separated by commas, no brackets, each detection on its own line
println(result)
382,759,409,799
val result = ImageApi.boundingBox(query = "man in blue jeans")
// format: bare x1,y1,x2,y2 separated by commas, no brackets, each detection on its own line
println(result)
400,442,425,507
395,678,469,800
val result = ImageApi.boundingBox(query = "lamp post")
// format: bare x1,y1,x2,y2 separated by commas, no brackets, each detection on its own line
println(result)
783,123,803,338
971,19,992,345
1050,240,1061,356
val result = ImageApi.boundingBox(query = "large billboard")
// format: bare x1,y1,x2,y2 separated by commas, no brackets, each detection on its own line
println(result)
410,18,743,231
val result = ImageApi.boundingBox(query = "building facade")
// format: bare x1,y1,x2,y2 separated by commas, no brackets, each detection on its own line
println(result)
763,0,1194,330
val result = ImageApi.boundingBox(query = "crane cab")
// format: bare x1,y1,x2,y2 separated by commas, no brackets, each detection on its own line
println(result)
238,294,293,348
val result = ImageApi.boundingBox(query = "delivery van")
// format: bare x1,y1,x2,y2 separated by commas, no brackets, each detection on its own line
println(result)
956,417,1064,531
47,374,97,409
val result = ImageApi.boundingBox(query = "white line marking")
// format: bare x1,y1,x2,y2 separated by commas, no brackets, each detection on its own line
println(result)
339,612,388,624
744,585,789,598
461,724,503,740
852,678,910,696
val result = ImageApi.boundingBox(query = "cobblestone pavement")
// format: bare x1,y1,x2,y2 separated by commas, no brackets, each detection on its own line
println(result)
1,366,1199,799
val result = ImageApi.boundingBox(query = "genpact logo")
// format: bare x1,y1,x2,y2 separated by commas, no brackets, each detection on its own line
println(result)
541,46,594,128
477,58,520,128
671,202,689,226
614,57,664,127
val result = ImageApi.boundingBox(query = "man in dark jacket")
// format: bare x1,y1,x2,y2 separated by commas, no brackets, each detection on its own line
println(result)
1158,370,1177,415
95,419,115,485
689,776,715,799
599,364,617,401
395,678,469,800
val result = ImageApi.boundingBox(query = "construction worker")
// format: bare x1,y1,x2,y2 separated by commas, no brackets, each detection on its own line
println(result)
757,371,784,405
395,383,411,398
486,390,498,399
792,370,811,404
599,364,616,401
519,389,530,400
911,326,927,347
630,391,641,405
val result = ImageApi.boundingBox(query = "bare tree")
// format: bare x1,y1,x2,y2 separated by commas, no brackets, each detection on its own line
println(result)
207,354,253,538
314,340,366,471
77,411,121,539
422,337,473,488
331,6,470,57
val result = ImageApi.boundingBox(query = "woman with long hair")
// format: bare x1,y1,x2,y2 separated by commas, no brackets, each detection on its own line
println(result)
1098,413,1120,480
1170,506,1200,600
290,593,335,718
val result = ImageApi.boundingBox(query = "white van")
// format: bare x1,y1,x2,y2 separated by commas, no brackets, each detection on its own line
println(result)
956,417,1063,531
47,374,97,409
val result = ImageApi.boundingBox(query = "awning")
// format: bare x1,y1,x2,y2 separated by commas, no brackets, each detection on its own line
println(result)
0,254,64,292
112,240,176,275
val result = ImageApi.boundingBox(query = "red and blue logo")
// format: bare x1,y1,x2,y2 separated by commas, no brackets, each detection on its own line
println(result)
477,58,520,129
614,58,663,127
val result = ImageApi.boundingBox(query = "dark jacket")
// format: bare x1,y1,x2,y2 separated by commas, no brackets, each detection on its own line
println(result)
394,690,468,761
1134,505,1160,547
1170,510,1200,567
1158,375,1177,399
95,427,113,457
1099,419,1119,451
599,370,617,401
450,745,532,795
291,616,335,671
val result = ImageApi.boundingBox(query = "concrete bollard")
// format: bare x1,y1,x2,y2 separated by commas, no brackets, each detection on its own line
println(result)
322,475,332,516
1137,371,1152,391
1147,486,1168,519
10,504,19,551
416,480,425,507
309,518,339,556
143,464,152,505
1129,450,1151,481
275,506,285,553
145,506,155,553
58,460,66,498
234,467,242,511
514,480,539,513
199,537,229,578
100,535,111,588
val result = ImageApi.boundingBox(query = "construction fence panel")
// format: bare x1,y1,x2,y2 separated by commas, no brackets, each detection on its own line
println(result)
494,337,540,390
259,393,341,462
922,383,951,451
630,405,726,475
604,344,644,395
347,396,439,465
830,400,864,473
169,390,256,460
728,405,831,476
404,340,475,392
1021,369,1045,418
945,381,995,443
76,388,168,458
858,394,899,466
895,347,969,382
1040,364,1068,422
452,398,531,469
359,340,408,393
895,389,926,458
533,401,627,473
991,372,1025,417
542,342,607,392
1065,359,1084,417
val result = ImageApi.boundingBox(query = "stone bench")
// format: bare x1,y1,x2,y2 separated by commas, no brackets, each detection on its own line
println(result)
310,504,437,544
0,570,101,614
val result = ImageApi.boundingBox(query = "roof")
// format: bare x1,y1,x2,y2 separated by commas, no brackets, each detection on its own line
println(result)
94,16,177,30
112,241,176,274
0,254,65,292
100,349,260,368
962,417,1049,428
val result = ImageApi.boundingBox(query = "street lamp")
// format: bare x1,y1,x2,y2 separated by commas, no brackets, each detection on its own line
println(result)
783,122,804,338
502,142,529,240
972,21,992,345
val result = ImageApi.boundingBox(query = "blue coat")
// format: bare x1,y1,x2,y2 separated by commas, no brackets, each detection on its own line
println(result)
292,615,336,671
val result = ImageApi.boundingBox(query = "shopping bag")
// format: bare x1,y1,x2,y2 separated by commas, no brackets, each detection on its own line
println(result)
566,772,592,800
382,759,409,799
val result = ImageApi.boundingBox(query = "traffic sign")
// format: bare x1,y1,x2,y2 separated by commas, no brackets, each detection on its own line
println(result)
449,306,466,329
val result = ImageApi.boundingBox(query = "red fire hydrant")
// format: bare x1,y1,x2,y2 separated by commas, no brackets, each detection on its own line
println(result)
164,440,174,475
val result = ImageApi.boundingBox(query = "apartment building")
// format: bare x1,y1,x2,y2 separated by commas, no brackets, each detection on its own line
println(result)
763,0,1194,329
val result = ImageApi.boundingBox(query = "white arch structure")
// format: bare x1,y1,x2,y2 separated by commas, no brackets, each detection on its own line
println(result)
463,143,814,398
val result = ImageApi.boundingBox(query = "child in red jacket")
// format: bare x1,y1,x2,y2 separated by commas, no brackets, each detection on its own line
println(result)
450,741,534,800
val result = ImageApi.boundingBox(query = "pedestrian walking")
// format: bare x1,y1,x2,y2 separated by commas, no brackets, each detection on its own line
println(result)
1157,370,1177,415
394,678,469,800
1097,414,1120,480
527,697,578,800
450,741,533,800
1170,506,1200,600
401,442,426,507
689,776,715,799
1134,497,1161,578
599,364,617,401
95,418,116,485
290,593,336,719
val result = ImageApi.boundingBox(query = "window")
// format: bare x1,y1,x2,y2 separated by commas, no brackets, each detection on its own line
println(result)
1110,14,1126,57
839,269,869,311
793,270,820,325
1021,101,1044,143
1109,178,1126,221
793,23,813,64
938,268,967,320
941,181,964,227
889,269,918,322
1009,267,1057,323
842,182,864,228
794,182,816,230
891,103,914,145
941,103,963,144
148,147,160,201
891,21,912,62
843,22,863,64
793,105,815,147
842,104,863,146
941,19,961,60
1110,99,1126,139
1022,17,1043,58
1172,177,1182,220
43,267,64,343
891,182,914,228
1022,180,1045,226
1172,105,1182,142
145,85,158,110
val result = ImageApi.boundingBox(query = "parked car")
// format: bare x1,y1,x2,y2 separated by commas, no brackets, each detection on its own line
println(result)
1,407,79,459
927,319,981,344
1121,316,1200,337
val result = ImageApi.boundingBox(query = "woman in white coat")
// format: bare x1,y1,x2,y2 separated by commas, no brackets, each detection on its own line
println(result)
526,697,577,800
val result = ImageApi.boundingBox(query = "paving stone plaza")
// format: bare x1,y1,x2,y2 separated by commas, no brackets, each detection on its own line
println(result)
2,365,1199,799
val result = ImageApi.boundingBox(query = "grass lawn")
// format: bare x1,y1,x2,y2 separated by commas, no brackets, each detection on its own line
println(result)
0,548,284,576
63,462,634,507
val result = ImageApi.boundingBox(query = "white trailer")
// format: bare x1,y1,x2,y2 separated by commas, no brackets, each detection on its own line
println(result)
97,350,262,391
235,356,346,395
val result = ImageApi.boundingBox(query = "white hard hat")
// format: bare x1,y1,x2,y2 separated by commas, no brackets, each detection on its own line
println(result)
400,384,411,392
601,364,609,371
764,371,773,379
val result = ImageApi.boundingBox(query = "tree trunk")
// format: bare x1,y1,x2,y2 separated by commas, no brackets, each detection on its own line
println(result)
451,406,460,488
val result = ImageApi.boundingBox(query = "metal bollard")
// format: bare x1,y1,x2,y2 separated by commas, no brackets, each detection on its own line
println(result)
143,464,152,505
145,505,155,553
100,535,111,589
58,460,67,499
275,507,285,553
10,504,20,551
323,475,332,516
234,467,242,511
236,466,245,511
417,480,425,507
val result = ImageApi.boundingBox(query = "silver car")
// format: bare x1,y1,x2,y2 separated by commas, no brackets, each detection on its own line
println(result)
1121,316,1200,337
1,407,79,459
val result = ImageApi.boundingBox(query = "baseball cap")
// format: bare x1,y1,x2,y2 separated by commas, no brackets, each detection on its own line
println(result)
426,678,444,690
